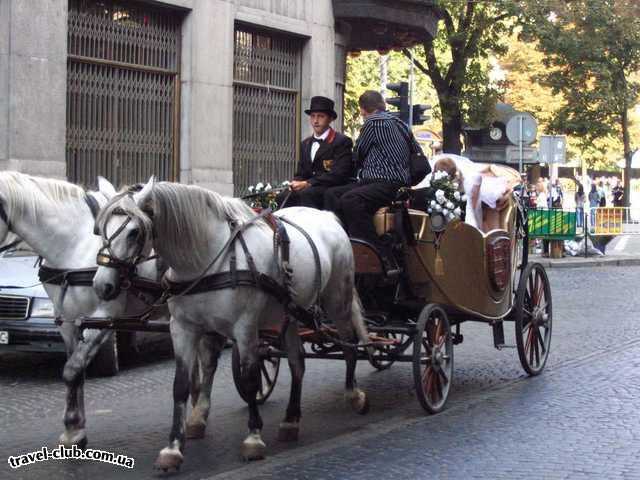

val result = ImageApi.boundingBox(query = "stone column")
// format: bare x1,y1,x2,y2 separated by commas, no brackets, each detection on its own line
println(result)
0,0,67,178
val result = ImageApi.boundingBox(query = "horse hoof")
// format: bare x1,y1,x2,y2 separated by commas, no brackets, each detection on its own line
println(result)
277,422,299,442
186,422,206,439
59,430,87,449
347,389,370,415
241,433,266,461
154,447,183,472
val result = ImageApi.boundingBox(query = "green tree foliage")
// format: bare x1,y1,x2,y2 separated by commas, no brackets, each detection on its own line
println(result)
410,1,515,154
344,51,438,138
517,0,640,204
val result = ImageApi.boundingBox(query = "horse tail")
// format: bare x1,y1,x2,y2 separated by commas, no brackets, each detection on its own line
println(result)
350,287,369,346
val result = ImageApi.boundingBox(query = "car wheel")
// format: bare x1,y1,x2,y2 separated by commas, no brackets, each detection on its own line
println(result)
88,332,119,377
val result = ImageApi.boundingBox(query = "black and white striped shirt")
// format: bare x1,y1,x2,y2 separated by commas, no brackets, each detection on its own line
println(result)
355,111,412,185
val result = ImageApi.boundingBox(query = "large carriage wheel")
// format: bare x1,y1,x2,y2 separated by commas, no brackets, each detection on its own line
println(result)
412,304,453,414
231,343,280,405
515,262,552,376
368,331,412,370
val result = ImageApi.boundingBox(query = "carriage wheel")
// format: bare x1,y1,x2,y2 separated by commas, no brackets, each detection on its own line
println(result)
368,332,411,371
412,304,453,414
231,343,280,405
515,262,552,376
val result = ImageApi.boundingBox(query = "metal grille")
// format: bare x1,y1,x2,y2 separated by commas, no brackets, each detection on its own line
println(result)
232,26,302,195
66,0,181,188
0,295,30,320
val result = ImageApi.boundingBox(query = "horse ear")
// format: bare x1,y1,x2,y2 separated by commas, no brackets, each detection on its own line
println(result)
97,176,117,199
133,176,155,209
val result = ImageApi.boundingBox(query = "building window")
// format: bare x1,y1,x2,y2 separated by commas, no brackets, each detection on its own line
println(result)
232,24,303,195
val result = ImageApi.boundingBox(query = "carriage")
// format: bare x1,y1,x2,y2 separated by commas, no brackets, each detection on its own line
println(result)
232,173,552,414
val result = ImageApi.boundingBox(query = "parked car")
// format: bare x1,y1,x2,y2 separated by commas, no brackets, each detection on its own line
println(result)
0,245,169,376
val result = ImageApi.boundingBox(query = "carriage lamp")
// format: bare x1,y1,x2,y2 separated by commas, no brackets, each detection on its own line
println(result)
430,212,447,233
30,298,55,318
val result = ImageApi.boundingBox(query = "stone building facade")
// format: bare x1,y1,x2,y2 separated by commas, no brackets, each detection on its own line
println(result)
0,0,436,194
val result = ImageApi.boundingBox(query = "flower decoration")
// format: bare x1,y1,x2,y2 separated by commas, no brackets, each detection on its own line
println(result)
244,180,291,210
416,171,466,223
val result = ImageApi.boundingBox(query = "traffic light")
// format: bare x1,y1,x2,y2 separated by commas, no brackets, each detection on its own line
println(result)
412,104,431,126
386,82,410,124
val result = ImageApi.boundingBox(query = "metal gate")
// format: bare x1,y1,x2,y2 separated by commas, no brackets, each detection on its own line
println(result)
232,25,303,195
66,0,182,187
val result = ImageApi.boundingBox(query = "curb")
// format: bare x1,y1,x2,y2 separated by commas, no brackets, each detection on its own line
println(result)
532,256,640,269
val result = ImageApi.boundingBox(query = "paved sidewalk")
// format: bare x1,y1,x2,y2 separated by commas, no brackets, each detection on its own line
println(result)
531,252,640,268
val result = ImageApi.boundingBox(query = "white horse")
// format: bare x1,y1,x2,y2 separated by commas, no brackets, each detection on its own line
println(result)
0,172,168,449
93,179,370,470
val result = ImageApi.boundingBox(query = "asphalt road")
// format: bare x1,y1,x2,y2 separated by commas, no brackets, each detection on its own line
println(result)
1,266,639,480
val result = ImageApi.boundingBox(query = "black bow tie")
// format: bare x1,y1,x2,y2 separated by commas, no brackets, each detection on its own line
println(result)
312,138,324,144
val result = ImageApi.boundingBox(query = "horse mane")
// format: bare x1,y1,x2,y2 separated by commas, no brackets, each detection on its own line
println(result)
152,182,271,270
0,171,86,223
99,182,270,271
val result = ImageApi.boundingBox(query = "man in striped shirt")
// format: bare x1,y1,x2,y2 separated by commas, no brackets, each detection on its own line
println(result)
325,90,421,271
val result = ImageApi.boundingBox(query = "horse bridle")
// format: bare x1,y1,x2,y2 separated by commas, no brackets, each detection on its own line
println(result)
96,206,152,285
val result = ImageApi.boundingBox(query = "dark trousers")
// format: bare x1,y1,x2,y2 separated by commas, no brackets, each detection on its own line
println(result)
277,185,327,210
324,181,402,252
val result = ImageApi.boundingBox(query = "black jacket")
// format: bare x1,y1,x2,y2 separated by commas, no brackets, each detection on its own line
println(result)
294,129,353,187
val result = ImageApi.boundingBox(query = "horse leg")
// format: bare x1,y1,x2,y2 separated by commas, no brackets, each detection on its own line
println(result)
190,356,201,409
278,321,305,442
331,284,370,415
186,333,226,439
236,332,266,461
58,326,111,448
155,320,198,472
58,323,111,448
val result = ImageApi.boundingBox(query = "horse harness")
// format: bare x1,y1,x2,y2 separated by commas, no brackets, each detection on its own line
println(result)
161,211,325,331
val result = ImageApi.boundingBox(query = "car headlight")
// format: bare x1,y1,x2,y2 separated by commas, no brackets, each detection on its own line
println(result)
30,298,55,318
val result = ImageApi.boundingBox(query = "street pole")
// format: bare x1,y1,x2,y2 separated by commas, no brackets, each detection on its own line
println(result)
379,54,388,97
409,49,414,128
519,115,524,174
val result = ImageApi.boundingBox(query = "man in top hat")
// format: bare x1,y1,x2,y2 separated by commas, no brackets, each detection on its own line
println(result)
278,96,353,209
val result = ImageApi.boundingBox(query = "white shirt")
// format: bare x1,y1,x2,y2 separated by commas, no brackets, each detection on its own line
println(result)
311,128,331,162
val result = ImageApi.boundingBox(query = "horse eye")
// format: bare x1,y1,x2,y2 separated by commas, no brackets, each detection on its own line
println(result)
127,228,140,240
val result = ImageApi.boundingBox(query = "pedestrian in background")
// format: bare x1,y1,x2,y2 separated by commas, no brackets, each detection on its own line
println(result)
588,183,600,228
597,181,607,207
612,180,624,207
550,179,563,208
535,179,550,256
575,184,585,229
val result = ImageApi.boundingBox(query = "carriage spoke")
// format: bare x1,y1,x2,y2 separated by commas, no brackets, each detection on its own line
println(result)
536,327,547,354
260,362,272,385
437,365,449,386
434,373,444,402
533,329,540,365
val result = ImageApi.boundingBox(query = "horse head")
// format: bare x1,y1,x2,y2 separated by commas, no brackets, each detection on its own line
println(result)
93,177,156,301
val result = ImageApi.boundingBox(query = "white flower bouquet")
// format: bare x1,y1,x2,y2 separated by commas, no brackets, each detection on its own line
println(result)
415,171,466,223
244,181,290,210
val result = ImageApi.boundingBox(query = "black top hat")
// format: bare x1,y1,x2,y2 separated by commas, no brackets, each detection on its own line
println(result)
304,96,338,119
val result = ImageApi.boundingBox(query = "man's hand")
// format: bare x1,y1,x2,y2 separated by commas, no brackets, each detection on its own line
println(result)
290,180,310,192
